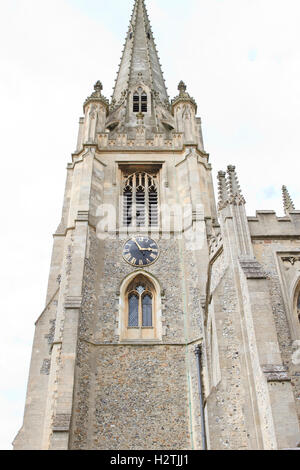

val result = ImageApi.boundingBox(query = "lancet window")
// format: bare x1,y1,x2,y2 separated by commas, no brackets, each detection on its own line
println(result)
123,172,158,228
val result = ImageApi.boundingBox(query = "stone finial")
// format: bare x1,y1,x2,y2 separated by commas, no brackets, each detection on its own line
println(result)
83,80,109,113
282,185,295,215
217,171,229,210
171,81,197,113
94,81,103,92
227,165,246,205
178,81,187,94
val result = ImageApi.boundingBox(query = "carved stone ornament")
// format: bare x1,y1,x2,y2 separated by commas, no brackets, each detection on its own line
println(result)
282,256,300,266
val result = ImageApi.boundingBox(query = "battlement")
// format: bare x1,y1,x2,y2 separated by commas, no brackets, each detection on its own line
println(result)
248,210,300,238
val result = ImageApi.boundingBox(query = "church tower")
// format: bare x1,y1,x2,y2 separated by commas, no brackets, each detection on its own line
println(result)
14,0,300,450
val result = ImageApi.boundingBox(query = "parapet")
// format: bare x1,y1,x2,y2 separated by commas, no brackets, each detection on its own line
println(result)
97,132,184,150
248,210,300,238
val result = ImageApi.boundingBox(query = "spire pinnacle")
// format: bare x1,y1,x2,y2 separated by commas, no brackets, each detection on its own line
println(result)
171,81,197,113
83,81,109,113
217,171,229,210
227,165,246,205
282,185,295,215
112,0,168,106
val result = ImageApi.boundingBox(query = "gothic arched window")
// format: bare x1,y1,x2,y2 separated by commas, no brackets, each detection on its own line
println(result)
120,272,162,342
127,277,154,329
297,292,300,323
132,89,148,113
123,172,158,228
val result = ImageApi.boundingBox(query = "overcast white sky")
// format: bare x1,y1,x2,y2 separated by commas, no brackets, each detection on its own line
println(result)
0,0,299,450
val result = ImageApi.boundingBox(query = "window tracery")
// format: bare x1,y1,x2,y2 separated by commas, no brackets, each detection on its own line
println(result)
120,272,162,342
126,276,154,329
122,172,158,228
132,88,148,113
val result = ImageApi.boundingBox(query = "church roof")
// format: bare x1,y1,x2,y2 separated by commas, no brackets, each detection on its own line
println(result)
112,0,169,106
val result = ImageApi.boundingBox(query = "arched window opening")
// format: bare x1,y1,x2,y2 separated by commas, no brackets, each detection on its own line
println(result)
123,172,159,228
123,185,133,226
141,92,148,113
126,276,154,329
136,187,145,227
132,89,148,113
297,292,300,323
149,185,158,227
128,294,139,327
133,93,140,113
142,294,153,327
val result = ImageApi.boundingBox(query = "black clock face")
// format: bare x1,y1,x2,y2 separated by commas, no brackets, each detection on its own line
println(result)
123,237,159,267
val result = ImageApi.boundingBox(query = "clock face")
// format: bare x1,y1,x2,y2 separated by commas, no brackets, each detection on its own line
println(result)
123,237,159,267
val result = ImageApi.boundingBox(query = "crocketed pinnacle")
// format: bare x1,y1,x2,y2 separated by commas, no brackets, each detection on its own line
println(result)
171,81,197,113
227,165,246,206
112,0,169,106
217,171,229,210
84,81,109,112
282,185,295,215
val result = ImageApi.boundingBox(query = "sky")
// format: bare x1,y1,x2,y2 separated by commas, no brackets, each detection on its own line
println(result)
0,0,299,450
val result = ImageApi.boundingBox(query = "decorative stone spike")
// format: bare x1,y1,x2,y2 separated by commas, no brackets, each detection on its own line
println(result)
227,165,246,205
83,80,109,113
178,81,187,94
217,171,229,210
282,185,295,215
171,81,197,113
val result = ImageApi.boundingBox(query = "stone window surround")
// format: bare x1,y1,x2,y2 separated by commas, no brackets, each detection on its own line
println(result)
127,278,154,328
295,283,300,324
118,270,162,343
121,168,160,229
275,248,300,341
131,86,150,115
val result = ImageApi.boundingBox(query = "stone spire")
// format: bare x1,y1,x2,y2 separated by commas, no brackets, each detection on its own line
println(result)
282,185,295,215
112,0,169,106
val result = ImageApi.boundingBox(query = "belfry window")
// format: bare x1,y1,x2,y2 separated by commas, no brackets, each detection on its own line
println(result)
127,277,154,329
133,93,140,112
141,92,147,112
123,172,159,228
132,89,148,113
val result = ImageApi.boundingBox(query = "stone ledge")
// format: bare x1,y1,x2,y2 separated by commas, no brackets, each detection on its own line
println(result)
262,365,290,382
64,296,83,309
239,258,267,279
76,210,89,222
52,414,71,432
